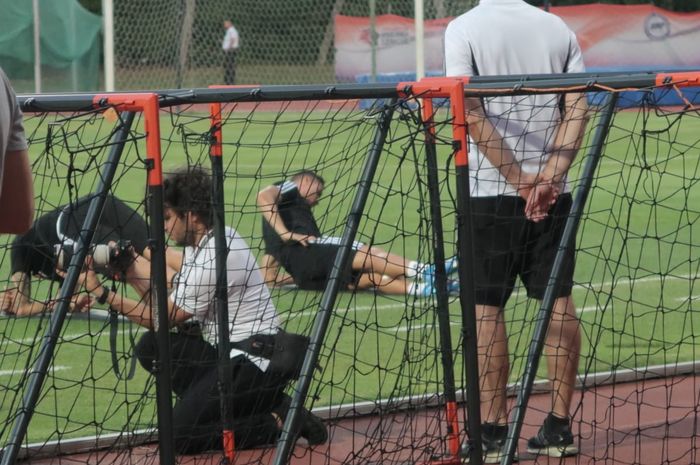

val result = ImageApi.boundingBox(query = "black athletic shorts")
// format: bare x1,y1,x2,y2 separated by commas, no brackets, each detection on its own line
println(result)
280,243,361,291
470,194,575,307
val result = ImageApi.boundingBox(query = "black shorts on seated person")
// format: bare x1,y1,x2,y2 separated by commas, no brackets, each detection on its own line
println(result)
280,243,361,291
470,194,575,308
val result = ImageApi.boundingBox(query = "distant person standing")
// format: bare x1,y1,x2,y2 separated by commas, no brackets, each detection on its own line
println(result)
0,66,34,234
222,19,240,85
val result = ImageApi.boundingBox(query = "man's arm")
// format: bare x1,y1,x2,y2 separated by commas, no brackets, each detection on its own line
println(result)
525,93,590,221
1,272,91,317
260,254,294,287
540,93,589,185
74,260,191,329
99,287,191,329
257,184,315,246
0,149,34,234
141,246,183,286
0,272,43,316
464,98,536,199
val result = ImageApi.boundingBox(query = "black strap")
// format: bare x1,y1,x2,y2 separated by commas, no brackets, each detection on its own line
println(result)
469,43,480,77
108,284,137,380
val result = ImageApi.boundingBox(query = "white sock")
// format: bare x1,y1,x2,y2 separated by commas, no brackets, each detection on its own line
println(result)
406,260,420,278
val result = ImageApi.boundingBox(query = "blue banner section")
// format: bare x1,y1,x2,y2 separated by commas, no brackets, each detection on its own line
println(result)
357,70,700,109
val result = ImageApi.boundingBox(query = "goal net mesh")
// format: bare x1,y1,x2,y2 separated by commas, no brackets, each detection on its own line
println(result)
0,81,698,465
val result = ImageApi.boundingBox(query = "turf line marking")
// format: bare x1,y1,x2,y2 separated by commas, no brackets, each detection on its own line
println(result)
1,330,142,347
285,274,695,320
0,366,69,377
394,322,460,333
286,302,406,319
578,305,600,314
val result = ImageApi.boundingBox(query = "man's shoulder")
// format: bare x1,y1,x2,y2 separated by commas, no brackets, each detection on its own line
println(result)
279,179,297,192
278,180,302,204
447,7,481,29
449,1,571,29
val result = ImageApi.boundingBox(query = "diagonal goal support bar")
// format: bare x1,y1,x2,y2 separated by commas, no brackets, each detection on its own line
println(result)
501,91,619,465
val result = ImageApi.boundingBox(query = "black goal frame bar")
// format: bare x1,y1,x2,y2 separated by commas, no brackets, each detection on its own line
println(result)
7,70,699,465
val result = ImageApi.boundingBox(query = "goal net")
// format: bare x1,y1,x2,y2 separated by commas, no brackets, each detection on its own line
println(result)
111,0,470,89
1,73,699,465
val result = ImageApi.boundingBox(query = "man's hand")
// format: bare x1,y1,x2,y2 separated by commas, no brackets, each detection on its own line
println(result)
46,293,93,313
0,288,19,314
525,176,561,222
513,172,538,203
69,293,93,313
57,257,103,295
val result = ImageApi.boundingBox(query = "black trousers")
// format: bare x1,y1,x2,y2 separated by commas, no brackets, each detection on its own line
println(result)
135,331,288,454
223,51,237,85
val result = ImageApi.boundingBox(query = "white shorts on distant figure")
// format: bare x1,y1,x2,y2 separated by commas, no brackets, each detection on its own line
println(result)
309,236,364,251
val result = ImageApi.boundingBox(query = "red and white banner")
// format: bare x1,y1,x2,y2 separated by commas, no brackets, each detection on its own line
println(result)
334,14,451,81
335,5,700,81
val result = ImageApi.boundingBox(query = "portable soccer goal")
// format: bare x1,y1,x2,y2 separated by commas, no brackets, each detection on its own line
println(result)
1,71,699,465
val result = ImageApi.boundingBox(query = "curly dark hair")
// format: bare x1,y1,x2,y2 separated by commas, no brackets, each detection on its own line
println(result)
162,166,213,228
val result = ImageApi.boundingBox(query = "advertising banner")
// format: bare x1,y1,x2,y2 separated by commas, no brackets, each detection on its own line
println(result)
335,5,700,81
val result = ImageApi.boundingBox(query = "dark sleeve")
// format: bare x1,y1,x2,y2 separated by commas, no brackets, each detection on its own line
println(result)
277,180,298,207
9,228,50,276
90,195,149,254
10,233,32,275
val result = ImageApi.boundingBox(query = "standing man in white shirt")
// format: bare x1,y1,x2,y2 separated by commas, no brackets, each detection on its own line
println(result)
222,19,240,85
444,0,589,461
74,166,327,454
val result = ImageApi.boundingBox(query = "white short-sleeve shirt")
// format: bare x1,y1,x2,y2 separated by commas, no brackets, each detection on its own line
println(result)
222,26,240,51
171,226,280,369
444,0,585,197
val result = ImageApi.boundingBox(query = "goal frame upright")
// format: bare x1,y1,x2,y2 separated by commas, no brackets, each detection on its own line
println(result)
2,93,176,465
5,70,700,465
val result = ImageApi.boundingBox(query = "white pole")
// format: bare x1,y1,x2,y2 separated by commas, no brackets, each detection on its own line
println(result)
414,0,425,80
32,0,41,93
369,0,376,82
102,0,115,91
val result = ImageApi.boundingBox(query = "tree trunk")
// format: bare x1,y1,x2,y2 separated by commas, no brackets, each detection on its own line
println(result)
177,0,196,88
317,0,345,66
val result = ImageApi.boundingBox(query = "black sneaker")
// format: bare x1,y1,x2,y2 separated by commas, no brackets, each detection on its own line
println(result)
298,405,328,445
273,396,328,446
460,423,518,464
526,413,578,457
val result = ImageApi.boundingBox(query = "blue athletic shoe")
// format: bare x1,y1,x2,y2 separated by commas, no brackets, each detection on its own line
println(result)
447,279,460,296
413,281,435,297
419,257,459,282
444,256,459,275
419,265,435,283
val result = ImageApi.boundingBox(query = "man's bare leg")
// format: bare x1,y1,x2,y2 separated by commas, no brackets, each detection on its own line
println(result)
546,295,580,418
260,254,294,287
477,304,510,425
352,245,417,279
353,273,410,295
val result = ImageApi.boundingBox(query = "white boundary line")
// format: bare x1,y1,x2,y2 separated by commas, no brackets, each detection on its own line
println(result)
1,274,697,459
0,366,69,377
283,273,696,320
1,329,143,347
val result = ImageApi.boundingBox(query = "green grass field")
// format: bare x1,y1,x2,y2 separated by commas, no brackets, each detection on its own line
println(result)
1,101,699,444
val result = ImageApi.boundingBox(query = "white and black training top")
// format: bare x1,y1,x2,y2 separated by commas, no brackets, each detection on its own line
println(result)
171,226,280,370
444,0,586,198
